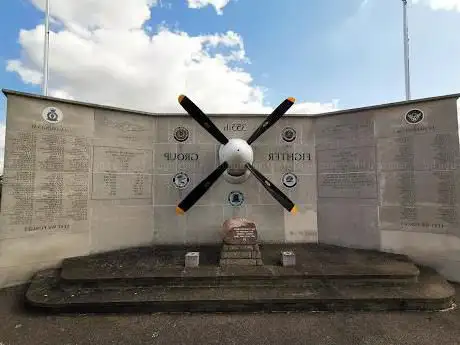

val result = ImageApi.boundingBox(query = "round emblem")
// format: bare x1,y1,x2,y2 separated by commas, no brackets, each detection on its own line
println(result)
281,127,296,142
405,109,424,124
282,172,297,188
172,172,190,189
173,127,189,142
228,191,244,206
42,107,63,124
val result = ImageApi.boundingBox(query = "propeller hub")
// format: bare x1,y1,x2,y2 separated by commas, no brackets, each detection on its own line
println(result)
219,138,254,178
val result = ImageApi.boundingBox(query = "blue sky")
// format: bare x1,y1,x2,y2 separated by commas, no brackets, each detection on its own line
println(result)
1,0,460,123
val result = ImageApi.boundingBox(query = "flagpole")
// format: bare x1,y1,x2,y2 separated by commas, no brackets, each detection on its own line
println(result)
402,0,411,100
42,0,50,96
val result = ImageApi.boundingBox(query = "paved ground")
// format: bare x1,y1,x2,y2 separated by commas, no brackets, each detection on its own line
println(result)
1,283,460,345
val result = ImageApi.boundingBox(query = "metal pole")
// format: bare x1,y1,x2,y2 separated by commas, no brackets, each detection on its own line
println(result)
402,0,411,100
42,0,50,96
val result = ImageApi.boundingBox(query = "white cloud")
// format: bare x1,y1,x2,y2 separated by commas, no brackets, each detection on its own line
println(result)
6,0,337,117
412,0,460,12
6,60,42,84
30,0,158,29
288,99,340,114
186,0,232,15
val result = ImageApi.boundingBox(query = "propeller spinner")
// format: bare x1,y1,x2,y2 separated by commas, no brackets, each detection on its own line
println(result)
175,94,297,215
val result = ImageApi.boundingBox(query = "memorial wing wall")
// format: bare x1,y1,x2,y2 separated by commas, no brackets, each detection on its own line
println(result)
375,97,460,278
0,94,94,286
314,96,460,281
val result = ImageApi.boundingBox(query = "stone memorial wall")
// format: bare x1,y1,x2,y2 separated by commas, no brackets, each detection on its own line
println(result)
0,89,459,287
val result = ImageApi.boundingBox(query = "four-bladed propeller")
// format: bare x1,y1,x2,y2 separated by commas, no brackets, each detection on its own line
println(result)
175,94,297,215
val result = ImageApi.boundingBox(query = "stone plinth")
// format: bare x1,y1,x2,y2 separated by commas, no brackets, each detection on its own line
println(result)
185,252,199,268
281,251,296,267
220,244,263,266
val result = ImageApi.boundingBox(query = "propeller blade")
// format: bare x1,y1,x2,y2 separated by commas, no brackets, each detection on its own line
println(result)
176,161,228,214
246,97,296,145
245,163,297,214
178,95,229,145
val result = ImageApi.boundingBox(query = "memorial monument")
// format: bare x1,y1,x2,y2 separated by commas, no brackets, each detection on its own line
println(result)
0,88,459,312
220,217,262,266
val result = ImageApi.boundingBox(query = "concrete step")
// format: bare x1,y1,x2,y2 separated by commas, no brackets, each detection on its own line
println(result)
58,263,420,289
58,244,421,289
24,267,455,313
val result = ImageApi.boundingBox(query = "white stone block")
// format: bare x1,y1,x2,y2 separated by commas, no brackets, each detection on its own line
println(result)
185,252,200,268
281,251,296,267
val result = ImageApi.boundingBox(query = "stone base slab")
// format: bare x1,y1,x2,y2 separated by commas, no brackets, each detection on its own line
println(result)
220,258,264,266
222,244,259,251
25,267,455,313
219,243,263,266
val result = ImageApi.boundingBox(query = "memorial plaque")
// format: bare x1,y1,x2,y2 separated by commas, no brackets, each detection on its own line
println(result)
91,146,152,200
95,109,155,143
377,132,459,171
64,137,90,172
317,146,375,173
221,218,258,245
2,130,90,231
92,146,152,173
379,170,458,207
315,112,375,150
4,131,36,171
5,131,90,173
92,172,152,200
223,226,258,245
379,205,458,232
1,171,35,225
318,172,377,199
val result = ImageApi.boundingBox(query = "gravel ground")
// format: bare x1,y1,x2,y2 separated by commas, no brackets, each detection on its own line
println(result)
1,283,460,345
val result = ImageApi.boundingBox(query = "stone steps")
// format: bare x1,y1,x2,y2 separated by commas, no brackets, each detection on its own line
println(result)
21,244,457,313
58,268,420,290
25,267,455,313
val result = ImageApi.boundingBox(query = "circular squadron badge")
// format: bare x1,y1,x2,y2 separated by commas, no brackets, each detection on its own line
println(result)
228,191,244,206
281,127,296,142
42,107,63,124
172,172,190,189
282,172,297,188
173,127,189,142
404,109,424,124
